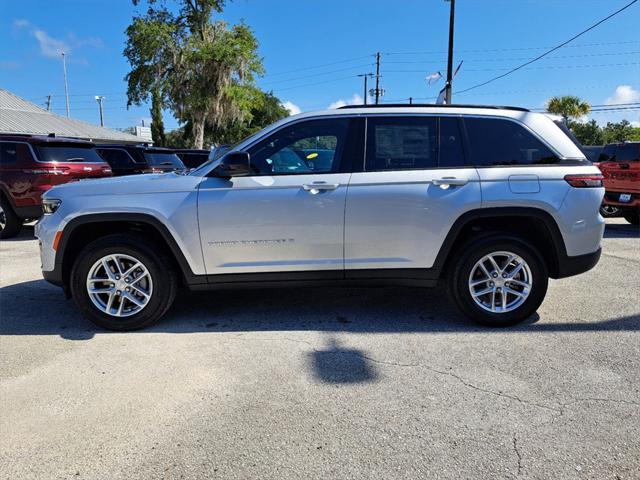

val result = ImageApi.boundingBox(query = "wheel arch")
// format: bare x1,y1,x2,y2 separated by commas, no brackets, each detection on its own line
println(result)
56,213,205,289
434,207,568,279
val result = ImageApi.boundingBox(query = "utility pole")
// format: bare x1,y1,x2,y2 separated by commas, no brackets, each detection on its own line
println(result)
374,52,381,104
95,96,105,127
62,52,70,118
357,73,373,105
444,0,456,104
45,95,52,111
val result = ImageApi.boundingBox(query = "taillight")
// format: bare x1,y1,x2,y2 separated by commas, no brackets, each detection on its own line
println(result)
564,174,603,188
23,167,70,175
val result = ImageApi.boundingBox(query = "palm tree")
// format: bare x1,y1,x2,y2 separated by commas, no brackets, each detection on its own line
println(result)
546,95,591,121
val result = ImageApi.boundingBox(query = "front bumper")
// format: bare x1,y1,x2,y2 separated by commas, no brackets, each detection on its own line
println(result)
554,247,601,279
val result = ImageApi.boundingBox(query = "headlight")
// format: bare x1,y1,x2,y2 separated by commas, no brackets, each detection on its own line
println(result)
42,198,62,214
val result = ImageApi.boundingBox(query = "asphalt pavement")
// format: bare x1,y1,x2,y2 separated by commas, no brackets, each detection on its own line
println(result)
1,219,639,479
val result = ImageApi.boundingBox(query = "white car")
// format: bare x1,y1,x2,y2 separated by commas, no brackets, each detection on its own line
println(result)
36,104,605,330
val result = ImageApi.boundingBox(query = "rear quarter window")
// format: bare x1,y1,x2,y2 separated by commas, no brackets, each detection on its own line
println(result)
463,117,559,166
0,142,19,164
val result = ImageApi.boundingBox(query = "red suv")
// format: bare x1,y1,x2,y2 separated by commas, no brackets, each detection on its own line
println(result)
598,141,640,225
0,135,112,238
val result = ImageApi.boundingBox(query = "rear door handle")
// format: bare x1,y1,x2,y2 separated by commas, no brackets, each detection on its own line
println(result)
303,182,339,194
432,177,468,188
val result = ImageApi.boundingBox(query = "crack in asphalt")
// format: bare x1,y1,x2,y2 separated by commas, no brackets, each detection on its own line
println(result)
513,433,523,476
268,337,640,415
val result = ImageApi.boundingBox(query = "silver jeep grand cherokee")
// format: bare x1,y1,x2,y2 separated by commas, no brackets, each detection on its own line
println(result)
36,105,605,330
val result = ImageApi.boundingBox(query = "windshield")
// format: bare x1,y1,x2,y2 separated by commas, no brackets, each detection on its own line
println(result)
143,152,185,168
37,146,105,163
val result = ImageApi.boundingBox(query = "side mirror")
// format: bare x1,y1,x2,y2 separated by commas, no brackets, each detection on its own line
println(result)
212,151,251,178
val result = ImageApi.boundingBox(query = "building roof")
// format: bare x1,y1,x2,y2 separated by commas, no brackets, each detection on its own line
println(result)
0,88,144,144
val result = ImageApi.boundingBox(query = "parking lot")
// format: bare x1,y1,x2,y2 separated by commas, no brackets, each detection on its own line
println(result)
0,219,638,479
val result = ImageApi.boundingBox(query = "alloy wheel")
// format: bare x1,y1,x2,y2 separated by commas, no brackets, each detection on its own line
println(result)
86,254,153,317
468,251,532,313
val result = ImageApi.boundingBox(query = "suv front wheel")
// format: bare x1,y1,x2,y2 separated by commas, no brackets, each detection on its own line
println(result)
70,234,178,330
449,236,548,327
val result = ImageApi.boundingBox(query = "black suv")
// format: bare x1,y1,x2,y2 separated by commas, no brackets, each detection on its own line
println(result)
172,149,210,169
96,145,186,176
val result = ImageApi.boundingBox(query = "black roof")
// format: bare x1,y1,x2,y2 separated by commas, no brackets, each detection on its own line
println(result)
171,149,210,154
95,144,171,151
338,103,530,112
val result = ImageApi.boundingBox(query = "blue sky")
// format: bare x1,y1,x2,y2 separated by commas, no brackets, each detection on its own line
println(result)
1,0,639,131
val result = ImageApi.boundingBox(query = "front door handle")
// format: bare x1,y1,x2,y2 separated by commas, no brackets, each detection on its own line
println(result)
303,182,339,194
432,177,468,188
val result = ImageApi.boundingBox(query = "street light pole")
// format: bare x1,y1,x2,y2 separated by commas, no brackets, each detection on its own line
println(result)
62,52,70,118
357,73,373,105
95,96,105,127
374,52,381,104
444,0,456,104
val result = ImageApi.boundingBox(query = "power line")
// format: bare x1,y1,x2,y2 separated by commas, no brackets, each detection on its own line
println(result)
383,50,640,65
384,61,640,74
383,39,640,56
263,55,373,78
455,0,639,95
261,63,374,87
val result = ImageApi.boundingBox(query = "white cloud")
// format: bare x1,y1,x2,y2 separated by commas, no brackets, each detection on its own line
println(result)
328,93,363,109
33,29,70,57
281,101,301,116
13,19,103,61
604,85,640,105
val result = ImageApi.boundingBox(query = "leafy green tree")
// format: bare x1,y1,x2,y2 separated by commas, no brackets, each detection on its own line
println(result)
568,119,603,146
601,120,635,144
150,88,166,146
124,0,264,148
207,88,289,145
547,95,591,121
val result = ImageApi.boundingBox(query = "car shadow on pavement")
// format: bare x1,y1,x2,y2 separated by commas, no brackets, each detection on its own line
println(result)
1,280,639,341
603,222,640,238
1,225,36,242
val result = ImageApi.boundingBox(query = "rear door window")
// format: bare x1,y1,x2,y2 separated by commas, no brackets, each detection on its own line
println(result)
464,117,559,166
98,149,135,168
366,117,437,171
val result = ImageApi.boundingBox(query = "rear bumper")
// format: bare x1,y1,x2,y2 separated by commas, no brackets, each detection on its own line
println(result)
554,247,601,279
603,191,640,208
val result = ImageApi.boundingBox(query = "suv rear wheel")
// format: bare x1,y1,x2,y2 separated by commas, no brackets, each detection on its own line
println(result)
449,236,548,327
70,234,177,330
0,197,22,239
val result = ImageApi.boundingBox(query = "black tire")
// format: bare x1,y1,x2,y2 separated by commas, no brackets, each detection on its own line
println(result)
448,235,548,327
70,234,178,330
599,204,620,218
0,197,22,239
623,209,639,226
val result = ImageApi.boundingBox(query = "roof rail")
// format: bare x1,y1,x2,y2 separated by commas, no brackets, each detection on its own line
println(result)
337,103,530,112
